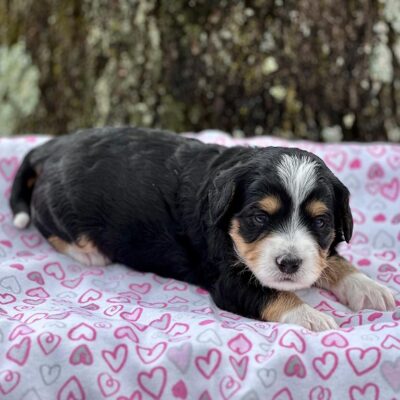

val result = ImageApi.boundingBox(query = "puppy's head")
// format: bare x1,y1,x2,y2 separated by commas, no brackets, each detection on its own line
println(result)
208,148,353,291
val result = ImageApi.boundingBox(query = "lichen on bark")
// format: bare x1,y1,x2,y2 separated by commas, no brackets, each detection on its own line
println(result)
0,41,40,135
0,0,399,141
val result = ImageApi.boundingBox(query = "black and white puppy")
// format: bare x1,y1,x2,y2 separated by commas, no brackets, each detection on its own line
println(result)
10,127,395,330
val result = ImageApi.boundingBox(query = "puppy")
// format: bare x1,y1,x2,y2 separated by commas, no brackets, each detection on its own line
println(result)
10,127,395,331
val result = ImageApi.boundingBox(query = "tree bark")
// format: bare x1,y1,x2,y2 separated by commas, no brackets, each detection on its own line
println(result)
0,0,399,141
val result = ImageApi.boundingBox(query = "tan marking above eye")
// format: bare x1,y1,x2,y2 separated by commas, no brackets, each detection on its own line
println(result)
306,200,328,217
259,195,281,214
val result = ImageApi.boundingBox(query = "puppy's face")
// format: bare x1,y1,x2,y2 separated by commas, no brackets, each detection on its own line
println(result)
209,149,353,291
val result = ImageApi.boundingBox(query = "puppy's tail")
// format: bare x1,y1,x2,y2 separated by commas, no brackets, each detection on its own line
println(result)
9,149,37,229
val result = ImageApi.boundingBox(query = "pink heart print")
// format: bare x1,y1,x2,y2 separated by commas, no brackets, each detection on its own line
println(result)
312,352,338,379
136,342,167,364
284,355,307,378
346,348,381,376
98,373,121,397
114,326,139,343
9,324,35,341
227,333,252,355
70,344,93,365
321,332,349,348
167,343,192,373
195,349,222,379
149,313,171,330
27,271,45,285
324,151,347,172
0,370,20,395
0,157,19,181
20,233,43,248
129,283,151,294
58,376,86,400
68,323,97,341
138,367,167,399
44,262,65,280
229,355,249,380
219,375,241,400
309,386,331,400
279,330,306,353
102,344,128,373
6,337,31,366
381,335,400,350
368,163,385,179
120,307,143,323
349,383,379,400
380,178,400,201
172,380,188,399
272,387,294,400
0,133,399,399
37,332,62,355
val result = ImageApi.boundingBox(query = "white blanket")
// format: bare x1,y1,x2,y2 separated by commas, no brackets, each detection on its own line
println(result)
0,132,398,400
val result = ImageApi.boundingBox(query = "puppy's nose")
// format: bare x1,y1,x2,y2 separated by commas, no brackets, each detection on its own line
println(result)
276,255,302,274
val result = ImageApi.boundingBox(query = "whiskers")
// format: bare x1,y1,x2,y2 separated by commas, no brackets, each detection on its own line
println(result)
231,252,261,286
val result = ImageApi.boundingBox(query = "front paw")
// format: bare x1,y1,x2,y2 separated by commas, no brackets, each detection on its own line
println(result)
333,273,396,312
281,304,338,332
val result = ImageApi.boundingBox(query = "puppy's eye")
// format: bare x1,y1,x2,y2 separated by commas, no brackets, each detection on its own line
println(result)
253,214,268,225
314,217,325,229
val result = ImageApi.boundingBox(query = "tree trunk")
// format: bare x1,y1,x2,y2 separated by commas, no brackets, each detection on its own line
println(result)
0,0,399,141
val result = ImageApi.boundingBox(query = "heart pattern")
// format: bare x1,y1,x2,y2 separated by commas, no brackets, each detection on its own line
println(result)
0,133,399,398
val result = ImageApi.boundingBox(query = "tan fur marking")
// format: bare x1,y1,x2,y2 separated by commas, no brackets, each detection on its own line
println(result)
306,200,328,217
48,235,99,255
27,177,37,189
317,248,328,273
316,255,358,290
259,195,281,214
261,292,303,322
229,219,267,269
229,218,330,275
48,236,69,253
48,235,110,266
76,235,99,253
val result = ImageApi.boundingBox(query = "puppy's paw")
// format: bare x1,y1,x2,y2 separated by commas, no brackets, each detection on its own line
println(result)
280,304,338,332
333,273,396,312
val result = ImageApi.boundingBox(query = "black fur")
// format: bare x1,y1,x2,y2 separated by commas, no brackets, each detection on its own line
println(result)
10,127,353,320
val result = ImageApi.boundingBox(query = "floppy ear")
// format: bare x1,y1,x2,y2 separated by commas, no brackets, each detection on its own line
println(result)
208,165,248,226
332,176,353,243
208,174,235,226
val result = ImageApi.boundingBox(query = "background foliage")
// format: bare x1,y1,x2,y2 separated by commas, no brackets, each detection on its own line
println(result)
1,0,399,141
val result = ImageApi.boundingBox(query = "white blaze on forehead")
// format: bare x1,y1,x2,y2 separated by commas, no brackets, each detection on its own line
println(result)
277,154,318,206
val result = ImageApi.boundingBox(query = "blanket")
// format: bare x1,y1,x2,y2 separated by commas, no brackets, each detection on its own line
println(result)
0,131,399,400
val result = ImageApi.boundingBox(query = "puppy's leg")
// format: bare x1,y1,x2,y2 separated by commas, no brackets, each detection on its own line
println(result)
49,235,110,267
316,255,395,311
212,270,337,331
262,291,338,331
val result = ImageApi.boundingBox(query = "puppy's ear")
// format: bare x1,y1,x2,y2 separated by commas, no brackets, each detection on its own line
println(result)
208,165,248,226
332,176,353,243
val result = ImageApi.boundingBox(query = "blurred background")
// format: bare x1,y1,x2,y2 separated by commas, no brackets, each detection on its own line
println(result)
0,0,399,142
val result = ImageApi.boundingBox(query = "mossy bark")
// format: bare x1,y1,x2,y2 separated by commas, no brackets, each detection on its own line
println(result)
1,0,399,141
